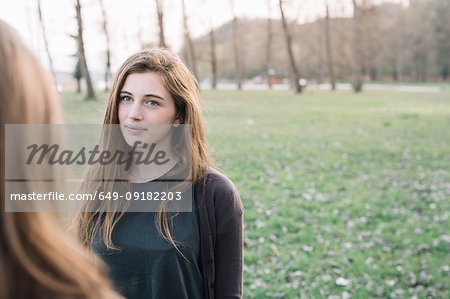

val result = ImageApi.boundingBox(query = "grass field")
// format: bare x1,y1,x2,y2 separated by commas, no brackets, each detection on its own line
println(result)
62,88,450,298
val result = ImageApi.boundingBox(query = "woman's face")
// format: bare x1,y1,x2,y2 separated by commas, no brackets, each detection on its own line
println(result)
118,72,180,146
118,72,179,126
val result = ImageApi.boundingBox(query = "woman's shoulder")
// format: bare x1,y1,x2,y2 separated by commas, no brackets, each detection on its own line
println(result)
202,167,237,193
197,167,242,213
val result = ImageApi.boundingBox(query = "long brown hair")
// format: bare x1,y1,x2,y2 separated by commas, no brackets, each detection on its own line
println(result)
0,20,122,299
75,49,211,251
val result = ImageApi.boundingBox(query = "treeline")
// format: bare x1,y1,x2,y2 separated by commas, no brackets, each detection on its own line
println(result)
35,0,448,97
188,0,450,85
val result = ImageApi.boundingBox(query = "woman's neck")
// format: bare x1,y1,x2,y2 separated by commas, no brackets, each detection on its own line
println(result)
127,142,178,183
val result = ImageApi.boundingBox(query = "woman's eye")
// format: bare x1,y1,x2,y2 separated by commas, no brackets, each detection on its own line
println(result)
145,100,159,107
120,96,132,102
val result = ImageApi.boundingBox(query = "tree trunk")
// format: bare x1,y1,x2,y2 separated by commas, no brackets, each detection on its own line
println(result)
279,0,301,93
99,0,111,91
37,0,55,80
181,0,198,81
204,0,217,89
395,47,403,82
324,0,336,90
265,0,273,89
155,0,167,48
209,25,218,89
73,56,82,93
75,0,95,99
351,0,363,92
369,67,377,81
229,0,243,90
316,19,324,85
393,13,403,82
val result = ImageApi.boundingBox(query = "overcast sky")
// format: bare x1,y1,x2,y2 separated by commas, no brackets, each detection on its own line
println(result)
0,0,408,74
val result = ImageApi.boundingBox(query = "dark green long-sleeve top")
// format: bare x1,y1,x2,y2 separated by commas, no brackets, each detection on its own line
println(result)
91,181,203,299
92,168,244,299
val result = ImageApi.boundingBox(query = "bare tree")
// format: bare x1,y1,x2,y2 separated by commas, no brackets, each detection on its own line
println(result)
433,0,450,81
37,0,55,79
315,15,325,84
75,0,95,99
208,19,218,89
279,0,301,93
324,0,336,90
229,0,243,90
351,0,362,92
359,2,380,82
265,0,273,89
98,0,111,91
181,0,198,80
202,0,217,88
74,55,82,93
393,13,404,82
155,0,167,48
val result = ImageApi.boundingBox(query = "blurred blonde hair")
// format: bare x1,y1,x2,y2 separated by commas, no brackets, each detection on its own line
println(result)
0,19,122,299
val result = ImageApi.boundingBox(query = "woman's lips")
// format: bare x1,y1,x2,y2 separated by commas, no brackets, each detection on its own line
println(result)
124,125,147,134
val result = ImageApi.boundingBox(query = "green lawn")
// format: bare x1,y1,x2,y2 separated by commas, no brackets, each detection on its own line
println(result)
62,88,450,298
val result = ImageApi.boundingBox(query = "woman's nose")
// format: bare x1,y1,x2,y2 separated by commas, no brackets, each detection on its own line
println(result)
128,102,143,121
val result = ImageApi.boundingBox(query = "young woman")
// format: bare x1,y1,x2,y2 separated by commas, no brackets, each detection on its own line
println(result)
75,49,243,298
0,20,122,299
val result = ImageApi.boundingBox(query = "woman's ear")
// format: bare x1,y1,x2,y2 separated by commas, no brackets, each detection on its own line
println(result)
174,115,183,127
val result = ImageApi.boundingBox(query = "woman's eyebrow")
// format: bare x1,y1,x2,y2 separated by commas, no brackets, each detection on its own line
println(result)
144,93,165,100
120,90,164,101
